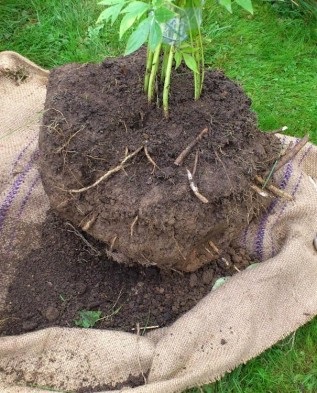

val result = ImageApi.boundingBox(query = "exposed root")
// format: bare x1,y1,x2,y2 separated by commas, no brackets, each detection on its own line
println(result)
172,230,186,260
208,240,220,254
130,215,139,238
110,235,118,252
55,127,83,154
192,149,199,176
213,147,234,191
81,212,98,231
255,175,293,201
204,247,213,255
140,253,157,266
65,222,100,256
68,146,143,194
174,127,208,166
144,145,159,174
186,168,209,204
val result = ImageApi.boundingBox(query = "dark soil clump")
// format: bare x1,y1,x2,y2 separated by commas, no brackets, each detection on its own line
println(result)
38,51,280,272
1,210,254,337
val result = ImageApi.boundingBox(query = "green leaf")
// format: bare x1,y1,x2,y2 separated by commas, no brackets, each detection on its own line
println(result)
119,13,138,38
235,0,254,14
154,6,175,23
122,1,149,16
183,53,199,73
218,0,232,13
75,310,102,328
125,18,150,55
174,50,182,69
97,3,125,24
148,20,162,51
98,0,124,5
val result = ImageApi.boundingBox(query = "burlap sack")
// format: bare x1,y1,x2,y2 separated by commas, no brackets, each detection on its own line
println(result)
1,51,317,393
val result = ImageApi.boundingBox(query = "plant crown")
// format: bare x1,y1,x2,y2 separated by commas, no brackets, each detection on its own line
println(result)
97,0,253,115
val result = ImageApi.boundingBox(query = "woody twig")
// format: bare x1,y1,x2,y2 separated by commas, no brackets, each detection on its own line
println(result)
174,127,208,166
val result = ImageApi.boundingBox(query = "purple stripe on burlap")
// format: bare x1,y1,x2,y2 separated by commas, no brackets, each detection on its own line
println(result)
11,136,38,174
268,144,311,257
5,174,41,253
241,136,288,250
242,139,311,259
254,161,293,261
298,143,312,166
0,150,39,232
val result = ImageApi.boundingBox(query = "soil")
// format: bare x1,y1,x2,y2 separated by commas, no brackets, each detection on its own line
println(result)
1,209,254,338
38,50,280,272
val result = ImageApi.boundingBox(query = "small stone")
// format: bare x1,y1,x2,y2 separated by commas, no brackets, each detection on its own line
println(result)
202,269,214,285
220,338,227,345
44,306,60,322
22,320,38,332
189,273,198,288
156,287,165,294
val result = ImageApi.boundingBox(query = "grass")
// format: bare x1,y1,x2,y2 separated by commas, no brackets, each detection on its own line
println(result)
202,1,317,138
188,317,317,393
1,0,317,392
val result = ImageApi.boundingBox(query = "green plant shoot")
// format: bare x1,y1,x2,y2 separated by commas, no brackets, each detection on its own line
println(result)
97,0,253,116
74,310,102,328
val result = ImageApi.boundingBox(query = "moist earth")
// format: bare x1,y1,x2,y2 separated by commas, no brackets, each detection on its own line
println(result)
1,209,254,338
38,51,280,272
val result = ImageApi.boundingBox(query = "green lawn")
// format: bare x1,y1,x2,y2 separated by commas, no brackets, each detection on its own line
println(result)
1,1,317,392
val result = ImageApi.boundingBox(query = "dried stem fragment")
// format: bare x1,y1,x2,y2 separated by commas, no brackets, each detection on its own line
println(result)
174,127,208,166
255,175,293,201
250,184,269,198
266,134,309,177
131,325,159,331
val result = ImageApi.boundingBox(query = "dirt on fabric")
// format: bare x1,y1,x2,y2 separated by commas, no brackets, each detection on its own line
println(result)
38,50,280,272
1,210,254,338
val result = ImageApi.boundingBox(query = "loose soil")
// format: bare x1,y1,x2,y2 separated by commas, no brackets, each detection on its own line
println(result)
1,209,254,337
38,50,280,272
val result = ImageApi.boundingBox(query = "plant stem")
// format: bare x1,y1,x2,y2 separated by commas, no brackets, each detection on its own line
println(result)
147,43,162,103
144,48,154,93
163,44,175,117
196,31,204,97
160,46,170,81
193,58,201,100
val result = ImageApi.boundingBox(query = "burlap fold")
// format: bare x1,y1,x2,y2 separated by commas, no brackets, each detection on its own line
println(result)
1,51,317,393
